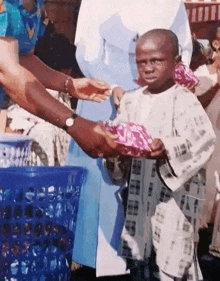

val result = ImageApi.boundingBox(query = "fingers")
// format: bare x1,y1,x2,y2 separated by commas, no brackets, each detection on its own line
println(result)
88,92,110,103
89,94,108,102
105,129,119,140
150,139,164,151
89,78,111,90
186,82,196,91
113,94,123,108
149,139,165,159
112,87,125,108
149,149,165,159
113,96,120,108
98,123,118,140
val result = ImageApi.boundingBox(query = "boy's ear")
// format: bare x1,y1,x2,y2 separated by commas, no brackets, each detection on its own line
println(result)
212,39,220,51
175,55,182,65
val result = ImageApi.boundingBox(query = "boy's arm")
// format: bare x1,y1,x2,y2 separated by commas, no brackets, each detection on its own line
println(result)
157,91,216,192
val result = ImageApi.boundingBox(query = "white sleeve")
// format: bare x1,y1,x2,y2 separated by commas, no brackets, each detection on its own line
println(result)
170,0,192,66
158,92,216,192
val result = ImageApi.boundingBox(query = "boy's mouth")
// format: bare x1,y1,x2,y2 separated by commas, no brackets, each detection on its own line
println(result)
144,77,157,82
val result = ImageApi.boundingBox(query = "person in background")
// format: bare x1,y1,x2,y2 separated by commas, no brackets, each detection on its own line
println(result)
6,29,82,166
69,0,192,279
0,0,120,158
191,25,220,281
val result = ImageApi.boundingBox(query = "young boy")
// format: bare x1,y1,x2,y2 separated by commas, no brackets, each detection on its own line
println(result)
112,29,216,281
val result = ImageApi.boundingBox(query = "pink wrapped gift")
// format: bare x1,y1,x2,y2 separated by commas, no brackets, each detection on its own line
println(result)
174,62,199,88
104,122,153,157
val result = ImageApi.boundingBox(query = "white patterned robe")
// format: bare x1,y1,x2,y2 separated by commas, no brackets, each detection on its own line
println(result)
113,84,216,280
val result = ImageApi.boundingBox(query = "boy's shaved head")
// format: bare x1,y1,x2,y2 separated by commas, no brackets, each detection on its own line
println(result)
137,29,179,57
135,29,179,93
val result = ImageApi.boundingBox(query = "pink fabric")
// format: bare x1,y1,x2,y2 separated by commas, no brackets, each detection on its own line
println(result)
104,122,153,157
174,63,199,88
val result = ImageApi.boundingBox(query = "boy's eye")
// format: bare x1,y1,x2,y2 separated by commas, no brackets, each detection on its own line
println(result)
136,59,164,67
151,58,163,64
136,61,146,68
137,61,145,66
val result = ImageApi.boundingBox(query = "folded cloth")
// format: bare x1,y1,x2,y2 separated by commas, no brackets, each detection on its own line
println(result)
104,122,153,157
174,62,199,89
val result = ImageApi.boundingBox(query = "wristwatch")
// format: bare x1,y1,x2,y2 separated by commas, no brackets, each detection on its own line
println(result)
63,112,77,131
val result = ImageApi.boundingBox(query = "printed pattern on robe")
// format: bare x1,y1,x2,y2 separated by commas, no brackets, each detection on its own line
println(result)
158,94,216,192
120,158,147,260
121,158,205,279
116,85,215,280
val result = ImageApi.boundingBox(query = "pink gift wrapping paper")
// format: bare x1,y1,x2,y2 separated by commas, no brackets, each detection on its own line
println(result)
104,122,153,157
174,63,199,88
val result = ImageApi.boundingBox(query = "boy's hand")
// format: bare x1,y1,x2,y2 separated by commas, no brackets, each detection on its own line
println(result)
112,86,125,108
148,139,165,159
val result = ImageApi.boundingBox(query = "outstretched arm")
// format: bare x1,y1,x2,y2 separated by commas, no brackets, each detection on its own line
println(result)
20,51,111,103
0,37,119,157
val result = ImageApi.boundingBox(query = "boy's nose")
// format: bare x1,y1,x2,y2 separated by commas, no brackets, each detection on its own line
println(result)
144,62,154,73
144,64,154,73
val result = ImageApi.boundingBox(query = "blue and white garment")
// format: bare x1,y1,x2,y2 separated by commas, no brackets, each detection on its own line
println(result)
0,0,45,107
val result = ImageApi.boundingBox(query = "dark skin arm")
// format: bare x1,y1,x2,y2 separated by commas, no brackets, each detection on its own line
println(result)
19,51,111,103
0,37,120,158
197,82,220,109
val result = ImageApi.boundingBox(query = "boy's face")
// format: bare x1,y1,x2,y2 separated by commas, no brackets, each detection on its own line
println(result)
136,36,176,93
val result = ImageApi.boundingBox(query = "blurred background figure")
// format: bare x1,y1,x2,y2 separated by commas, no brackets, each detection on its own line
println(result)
0,0,120,161
190,24,220,281
6,24,83,166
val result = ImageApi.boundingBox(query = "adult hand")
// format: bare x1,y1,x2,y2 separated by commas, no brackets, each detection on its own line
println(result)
148,139,165,159
112,86,125,108
69,77,111,102
68,116,120,158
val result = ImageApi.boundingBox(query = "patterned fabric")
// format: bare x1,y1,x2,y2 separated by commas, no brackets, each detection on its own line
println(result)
112,84,216,280
0,0,45,55
7,90,71,166
0,0,45,107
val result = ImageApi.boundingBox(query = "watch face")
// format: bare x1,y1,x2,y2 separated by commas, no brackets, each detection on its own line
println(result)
66,117,74,127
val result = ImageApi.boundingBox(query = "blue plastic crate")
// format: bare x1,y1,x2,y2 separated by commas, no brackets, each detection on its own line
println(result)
0,134,32,167
0,166,87,281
